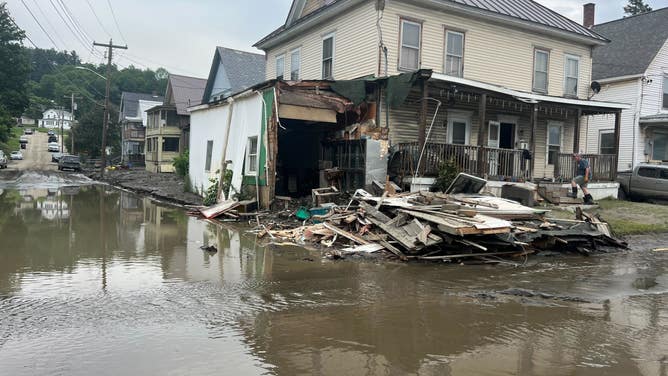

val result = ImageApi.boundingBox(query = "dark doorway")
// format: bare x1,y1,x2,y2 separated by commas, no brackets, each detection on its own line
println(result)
499,123,515,149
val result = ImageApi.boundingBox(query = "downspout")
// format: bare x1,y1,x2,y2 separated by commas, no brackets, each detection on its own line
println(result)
217,97,235,202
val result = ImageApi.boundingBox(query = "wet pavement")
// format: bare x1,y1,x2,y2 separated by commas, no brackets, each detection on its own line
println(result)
0,174,667,375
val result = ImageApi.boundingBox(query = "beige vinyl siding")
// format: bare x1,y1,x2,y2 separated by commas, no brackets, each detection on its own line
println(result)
265,2,378,81
301,0,323,18
381,1,593,99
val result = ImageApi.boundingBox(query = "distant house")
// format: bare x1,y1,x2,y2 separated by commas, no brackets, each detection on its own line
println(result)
17,116,36,126
119,92,164,165
39,109,72,130
201,47,266,103
189,47,265,193
145,74,206,173
586,7,668,168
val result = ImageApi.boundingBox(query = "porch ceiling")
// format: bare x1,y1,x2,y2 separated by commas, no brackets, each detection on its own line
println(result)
429,73,630,115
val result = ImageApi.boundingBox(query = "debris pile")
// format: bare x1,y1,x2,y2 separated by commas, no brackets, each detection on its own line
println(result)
193,174,627,264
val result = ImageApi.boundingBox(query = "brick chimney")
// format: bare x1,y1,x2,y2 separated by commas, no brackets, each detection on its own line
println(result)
583,3,595,28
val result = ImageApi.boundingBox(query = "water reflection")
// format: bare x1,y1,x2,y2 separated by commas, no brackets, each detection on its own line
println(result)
0,185,666,375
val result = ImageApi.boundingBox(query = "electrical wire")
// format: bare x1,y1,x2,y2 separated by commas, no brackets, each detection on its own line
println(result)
106,0,127,44
29,0,67,48
19,0,61,49
56,0,94,43
47,0,91,51
85,0,113,39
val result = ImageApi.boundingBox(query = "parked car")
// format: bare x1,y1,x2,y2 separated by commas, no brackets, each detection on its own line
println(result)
48,135,58,143
10,151,23,160
51,152,64,162
47,130,55,136
24,128,33,135
0,152,7,169
48,142,60,152
617,164,668,200
58,155,81,171
19,136,28,144
20,143,26,149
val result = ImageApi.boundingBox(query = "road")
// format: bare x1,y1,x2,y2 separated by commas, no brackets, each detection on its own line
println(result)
6,131,67,171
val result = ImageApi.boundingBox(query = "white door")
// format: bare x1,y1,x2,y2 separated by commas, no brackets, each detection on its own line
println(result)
488,121,500,175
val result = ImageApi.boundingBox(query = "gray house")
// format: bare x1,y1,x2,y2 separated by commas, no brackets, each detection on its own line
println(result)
201,47,266,103
119,92,164,165
586,7,668,169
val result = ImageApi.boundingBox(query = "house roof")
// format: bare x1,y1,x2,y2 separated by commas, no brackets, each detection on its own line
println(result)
201,47,266,103
592,7,668,80
255,0,608,49
120,92,164,121
167,74,207,115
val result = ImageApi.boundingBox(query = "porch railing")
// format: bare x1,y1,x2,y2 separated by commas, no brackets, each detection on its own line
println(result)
554,153,617,181
394,142,532,181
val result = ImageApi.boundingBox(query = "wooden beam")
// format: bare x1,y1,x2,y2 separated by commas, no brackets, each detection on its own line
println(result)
278,104,337,123
613,110,622,180
574,108,582,153
418,80,429,173
530,104,538,179
476,93,487,176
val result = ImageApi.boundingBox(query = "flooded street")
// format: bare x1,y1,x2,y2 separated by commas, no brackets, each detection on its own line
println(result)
0,177,667,376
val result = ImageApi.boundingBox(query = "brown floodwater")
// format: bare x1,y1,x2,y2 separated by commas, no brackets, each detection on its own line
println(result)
0,174,667,376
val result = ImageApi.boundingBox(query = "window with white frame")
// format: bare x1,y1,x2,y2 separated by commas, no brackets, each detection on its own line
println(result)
533,49,549,93
204,140,213,172
399,19,421,70
663,76,668,109
290,48,301,80
322,34,334,79
547,122,561,165
445,30,464,77
447,117,470,145
564,55,579,97
245,136,259,175
275,54,285,80
599,131,615,155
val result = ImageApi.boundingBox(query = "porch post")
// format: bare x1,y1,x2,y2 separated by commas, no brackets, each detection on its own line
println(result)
613,109,622,180
417,79,428,173
476,93,487,176
574,109,582,153
530,104,538,179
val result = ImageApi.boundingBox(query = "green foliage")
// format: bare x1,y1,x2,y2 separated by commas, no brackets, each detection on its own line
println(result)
624,0,652,15
27,48,80,82
172,150,189,178
203,176,220,206
434,159,461,192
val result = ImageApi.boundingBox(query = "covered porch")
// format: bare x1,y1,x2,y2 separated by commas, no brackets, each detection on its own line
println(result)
385,71,627,183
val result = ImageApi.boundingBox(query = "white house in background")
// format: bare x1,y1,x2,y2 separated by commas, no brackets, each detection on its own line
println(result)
586,7,668,169
39,109,72,130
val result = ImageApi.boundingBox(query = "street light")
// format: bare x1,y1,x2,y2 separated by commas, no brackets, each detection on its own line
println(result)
75,66,106,80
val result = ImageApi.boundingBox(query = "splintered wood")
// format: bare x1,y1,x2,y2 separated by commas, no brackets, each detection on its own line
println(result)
256,188,626,263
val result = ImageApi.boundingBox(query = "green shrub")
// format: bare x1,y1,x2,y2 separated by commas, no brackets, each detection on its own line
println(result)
203,176,219,206
434,159,461,192
173,150,189,178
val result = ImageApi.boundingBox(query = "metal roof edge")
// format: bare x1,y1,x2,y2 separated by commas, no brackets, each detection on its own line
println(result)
430,72,631,110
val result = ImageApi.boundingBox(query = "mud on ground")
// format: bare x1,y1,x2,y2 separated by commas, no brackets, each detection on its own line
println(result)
89,168,203,206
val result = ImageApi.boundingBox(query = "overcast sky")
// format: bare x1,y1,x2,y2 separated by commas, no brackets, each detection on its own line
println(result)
7,0,665,78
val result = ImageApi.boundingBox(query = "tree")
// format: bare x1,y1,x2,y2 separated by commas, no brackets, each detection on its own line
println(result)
0,2,30,143
624,0,653,16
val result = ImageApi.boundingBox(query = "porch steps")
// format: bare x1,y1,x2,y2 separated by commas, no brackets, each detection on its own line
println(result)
537,186,583,205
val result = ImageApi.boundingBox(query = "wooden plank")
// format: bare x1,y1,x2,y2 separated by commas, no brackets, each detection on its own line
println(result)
359,201,392,222
341,243,385,253
419,251,519,260
368,217,419,251
199,200,239,219
322,223,369,245
377,239,407,261
279,104,337,123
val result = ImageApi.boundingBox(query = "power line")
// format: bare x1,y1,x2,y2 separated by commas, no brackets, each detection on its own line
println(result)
30,0,67,48
106,0,127,44
47,0,90,51
85,0,113,39
19,0,61,49
56,0,95,43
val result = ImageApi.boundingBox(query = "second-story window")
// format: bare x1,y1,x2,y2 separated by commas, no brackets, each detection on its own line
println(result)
400,19,421,70
663,76,668,109
564,55,579,97
276,55,285,80
445,30,464,77
322,33,334,79
291,48,301,80
533,49,549,93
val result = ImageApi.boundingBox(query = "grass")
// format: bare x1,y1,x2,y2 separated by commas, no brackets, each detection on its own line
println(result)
548,198,668,236
0,127,24,154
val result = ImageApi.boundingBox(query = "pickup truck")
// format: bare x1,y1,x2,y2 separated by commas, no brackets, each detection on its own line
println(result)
617,164,668,200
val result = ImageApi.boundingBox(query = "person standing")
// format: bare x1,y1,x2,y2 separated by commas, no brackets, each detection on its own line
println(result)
568,153,594,204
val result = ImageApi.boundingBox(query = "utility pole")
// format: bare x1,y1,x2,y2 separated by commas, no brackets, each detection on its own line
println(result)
64,93,81,154
59,106,64,154
93,39,127,176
